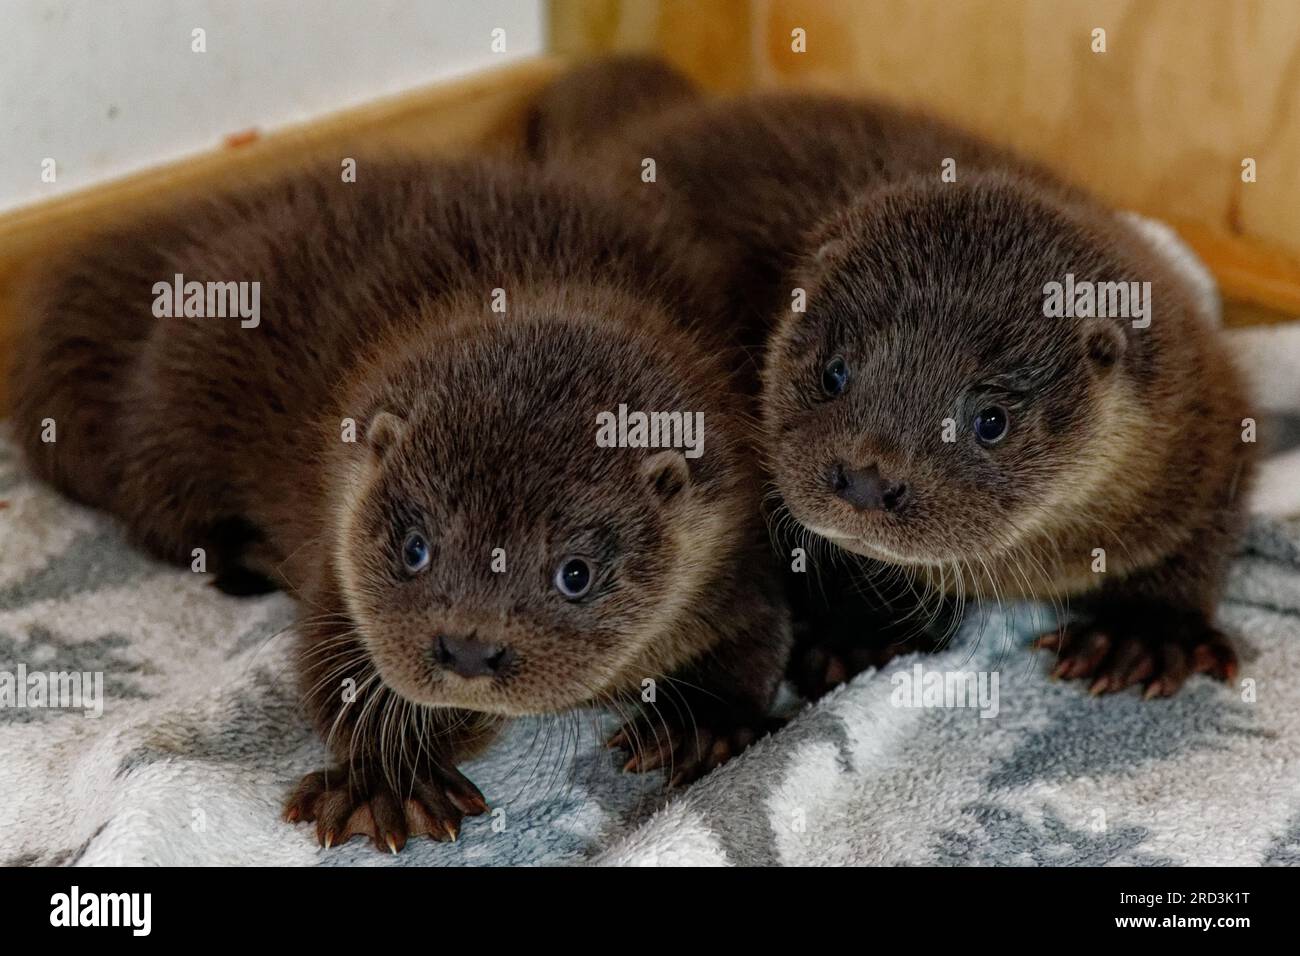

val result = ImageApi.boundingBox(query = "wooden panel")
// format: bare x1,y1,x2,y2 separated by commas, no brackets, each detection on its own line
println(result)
757,0,1300,315
0,58,560,415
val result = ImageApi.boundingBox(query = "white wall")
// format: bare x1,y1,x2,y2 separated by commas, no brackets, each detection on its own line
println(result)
0,0,545,212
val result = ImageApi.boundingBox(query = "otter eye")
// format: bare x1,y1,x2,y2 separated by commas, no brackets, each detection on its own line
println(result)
554,557,593,600
822,356,849,397
973,405,1010,445
401,531,431,574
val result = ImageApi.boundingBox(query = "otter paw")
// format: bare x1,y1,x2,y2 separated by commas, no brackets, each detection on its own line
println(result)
283,764,489,853
790,631,938,701
608,711,782,788
1033,618,1237,699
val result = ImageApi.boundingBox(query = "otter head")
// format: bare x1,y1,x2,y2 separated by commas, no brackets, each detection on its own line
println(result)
763,173,1149,569
332,313,741,716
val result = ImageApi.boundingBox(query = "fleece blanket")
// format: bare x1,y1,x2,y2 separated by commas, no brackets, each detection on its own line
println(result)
2,218,1299,866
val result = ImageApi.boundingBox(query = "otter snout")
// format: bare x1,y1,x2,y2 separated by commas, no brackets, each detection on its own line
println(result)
435,633,514,679
828,461,908,513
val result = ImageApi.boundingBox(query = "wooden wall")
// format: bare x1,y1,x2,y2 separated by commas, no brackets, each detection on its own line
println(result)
551,0,1300,321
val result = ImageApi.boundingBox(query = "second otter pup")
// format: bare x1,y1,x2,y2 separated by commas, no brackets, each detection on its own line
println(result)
9,158,791,851
529,58,1257,700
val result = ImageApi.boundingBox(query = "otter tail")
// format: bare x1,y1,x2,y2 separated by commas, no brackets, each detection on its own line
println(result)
524,55,700,161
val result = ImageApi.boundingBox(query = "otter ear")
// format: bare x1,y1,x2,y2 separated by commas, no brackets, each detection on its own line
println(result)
641,449,691,502
1083,319,1126,371
365,410,407,458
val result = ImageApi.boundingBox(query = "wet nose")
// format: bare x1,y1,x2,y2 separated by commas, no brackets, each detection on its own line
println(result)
434,634,512,678
828,462,908,512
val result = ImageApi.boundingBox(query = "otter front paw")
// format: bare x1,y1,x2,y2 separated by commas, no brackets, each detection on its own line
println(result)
1033,612,1237,698
284,762,489,853
608,710,782,788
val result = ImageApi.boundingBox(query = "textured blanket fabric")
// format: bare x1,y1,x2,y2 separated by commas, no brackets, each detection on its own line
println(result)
2,215,1298,866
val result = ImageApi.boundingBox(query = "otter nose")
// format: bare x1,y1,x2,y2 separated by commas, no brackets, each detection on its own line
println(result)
434,634,512,678
829,462,908,513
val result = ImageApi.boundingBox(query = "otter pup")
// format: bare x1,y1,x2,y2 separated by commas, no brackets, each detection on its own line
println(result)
528,58,1256,700
9,157,791,851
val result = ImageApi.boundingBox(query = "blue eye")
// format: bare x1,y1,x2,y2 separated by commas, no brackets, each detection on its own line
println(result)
554,557,593,600
401,532,430,574
822,356,849,397
973,406,1010,445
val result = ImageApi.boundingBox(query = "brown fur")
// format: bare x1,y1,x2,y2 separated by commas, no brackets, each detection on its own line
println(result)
529,58,1257,699
525,54,699,161
9,157,791,848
